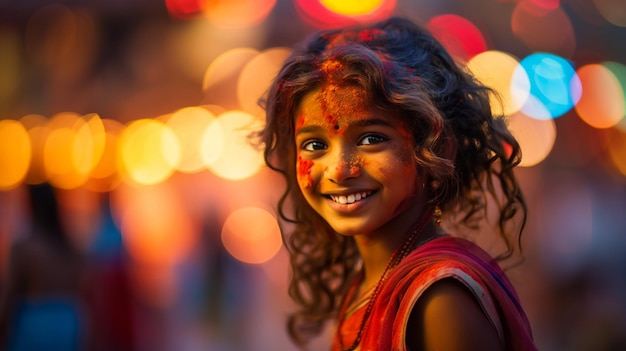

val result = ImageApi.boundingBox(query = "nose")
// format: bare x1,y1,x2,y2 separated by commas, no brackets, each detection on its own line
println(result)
326,149,361,184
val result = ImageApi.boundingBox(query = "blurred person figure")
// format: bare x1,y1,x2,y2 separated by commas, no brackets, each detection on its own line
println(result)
0,183,89,351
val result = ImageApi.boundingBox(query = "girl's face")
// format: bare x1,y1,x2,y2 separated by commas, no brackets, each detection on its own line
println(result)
294,83,427,238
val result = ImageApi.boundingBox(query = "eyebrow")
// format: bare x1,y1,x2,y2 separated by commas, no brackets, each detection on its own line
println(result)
295,118,395,136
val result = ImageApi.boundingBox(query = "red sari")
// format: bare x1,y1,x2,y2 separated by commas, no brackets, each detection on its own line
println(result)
332,236,537,351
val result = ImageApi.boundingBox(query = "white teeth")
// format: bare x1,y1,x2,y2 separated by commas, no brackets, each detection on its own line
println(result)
330,191,370,204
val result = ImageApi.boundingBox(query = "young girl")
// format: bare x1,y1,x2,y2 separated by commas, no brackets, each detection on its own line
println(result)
260,17,537,350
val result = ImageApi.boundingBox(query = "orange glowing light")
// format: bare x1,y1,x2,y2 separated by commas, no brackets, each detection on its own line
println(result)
116,183,197,266
206,111,265,180
203,47,259,91
200,117,224,167
467,50,529,116
221,206,282,264
43,112,95,189
117,119,180,186
202,47,259,109
237,47,292,118
76,113,105,175
0,120,31,190
21,114,48,185
165,106,217,173
84,118,124,193
575,64,625,129
201,0,276,29
507,111,557,167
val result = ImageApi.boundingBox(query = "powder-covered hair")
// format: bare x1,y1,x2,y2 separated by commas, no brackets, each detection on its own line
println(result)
259,17,527,346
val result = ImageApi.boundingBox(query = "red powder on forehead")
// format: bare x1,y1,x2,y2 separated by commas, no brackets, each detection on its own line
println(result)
317,84,346,135
297,156,314,188
315,83,371,136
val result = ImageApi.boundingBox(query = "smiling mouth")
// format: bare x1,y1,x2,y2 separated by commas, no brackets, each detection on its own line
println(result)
328,191,373,204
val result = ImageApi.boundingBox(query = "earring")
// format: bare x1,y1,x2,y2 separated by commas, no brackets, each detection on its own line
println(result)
433,205,442,226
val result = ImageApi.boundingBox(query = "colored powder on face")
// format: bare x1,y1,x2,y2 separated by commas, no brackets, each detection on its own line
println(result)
295,112,305,134
297,156,314,188
349,166,360,176
315,82,371,136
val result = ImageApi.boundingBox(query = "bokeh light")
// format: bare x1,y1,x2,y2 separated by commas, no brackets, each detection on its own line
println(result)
200,116,225,167
117,119,180,186
511,2,576,58
165,0,204,20
206,111,265,181
320,0,385,16
43,112,98,189
84,118,124,193
518,53,581,119
0,2,625,350
0,120,31,190
114,183,197,266
427,14,487,62
574,64,625,129
20,114,48,185
294,0,396,29
237,47,292,118
170,18,266,87
165,106,217,173
507,111,557,167
593,0,626,27
200,0,277,29
221,206,282,264
203,47,259,109
467,50,529,116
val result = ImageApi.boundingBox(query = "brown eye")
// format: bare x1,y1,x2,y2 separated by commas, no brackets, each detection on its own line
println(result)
302,140,327,151
359,134,388,146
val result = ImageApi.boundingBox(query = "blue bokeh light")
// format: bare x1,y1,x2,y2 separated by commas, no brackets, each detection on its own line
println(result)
519,52,581,119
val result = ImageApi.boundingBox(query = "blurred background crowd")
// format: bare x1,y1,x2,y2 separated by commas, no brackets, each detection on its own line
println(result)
0,0,625,350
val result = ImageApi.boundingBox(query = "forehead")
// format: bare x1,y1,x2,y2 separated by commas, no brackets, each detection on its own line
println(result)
296,83,376,121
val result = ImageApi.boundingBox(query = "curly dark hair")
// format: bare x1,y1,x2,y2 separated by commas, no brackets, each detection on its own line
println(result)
259,17,527,347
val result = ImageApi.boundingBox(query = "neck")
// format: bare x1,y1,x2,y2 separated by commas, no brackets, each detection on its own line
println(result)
354,211,438,292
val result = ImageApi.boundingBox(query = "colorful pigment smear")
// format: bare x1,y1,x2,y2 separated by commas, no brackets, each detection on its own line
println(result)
297,155,314,188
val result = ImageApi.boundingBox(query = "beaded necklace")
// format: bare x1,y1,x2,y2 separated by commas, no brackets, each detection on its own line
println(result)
336,210,435,351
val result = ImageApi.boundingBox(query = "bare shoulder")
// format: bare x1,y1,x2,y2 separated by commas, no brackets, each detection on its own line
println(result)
406,278,503,351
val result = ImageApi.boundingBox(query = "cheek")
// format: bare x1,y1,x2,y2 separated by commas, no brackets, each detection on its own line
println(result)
296,156,315,189
374,148,416,180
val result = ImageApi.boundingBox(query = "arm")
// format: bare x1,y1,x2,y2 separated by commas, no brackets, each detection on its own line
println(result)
406,278,503,351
